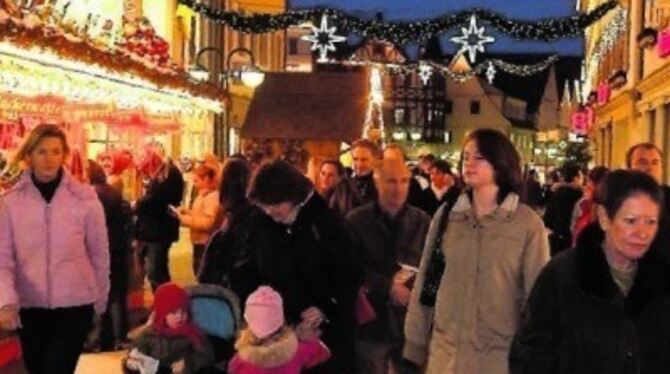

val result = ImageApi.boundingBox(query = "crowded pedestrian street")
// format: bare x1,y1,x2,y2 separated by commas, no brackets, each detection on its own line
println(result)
4,0,670,374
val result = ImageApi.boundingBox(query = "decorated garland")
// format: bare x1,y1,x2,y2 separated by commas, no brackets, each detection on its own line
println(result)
348,55,560,83
178,0,618,44
0,8,222,101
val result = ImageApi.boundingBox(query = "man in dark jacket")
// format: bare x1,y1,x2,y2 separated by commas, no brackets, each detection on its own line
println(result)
347,159,430,374
135,158,184,291
626,142,670,262
543,163,583,256
330,140,380,217
247,160,364,374
415,160,459,216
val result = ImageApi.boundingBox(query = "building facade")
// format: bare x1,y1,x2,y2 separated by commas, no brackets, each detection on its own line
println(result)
584,0,670,182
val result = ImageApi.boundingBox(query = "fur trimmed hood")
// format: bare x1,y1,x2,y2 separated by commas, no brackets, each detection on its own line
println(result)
235,327,299,369
574,222,670,316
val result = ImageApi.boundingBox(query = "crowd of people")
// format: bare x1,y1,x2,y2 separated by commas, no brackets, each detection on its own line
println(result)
1,124,670,374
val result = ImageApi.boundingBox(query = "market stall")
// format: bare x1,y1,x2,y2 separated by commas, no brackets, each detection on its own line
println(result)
0,2,224,197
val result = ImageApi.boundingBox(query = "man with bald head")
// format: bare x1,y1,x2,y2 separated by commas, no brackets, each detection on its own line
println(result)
346,158,430,373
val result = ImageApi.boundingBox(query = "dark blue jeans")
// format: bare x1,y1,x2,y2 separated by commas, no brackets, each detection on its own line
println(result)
142,241,173,291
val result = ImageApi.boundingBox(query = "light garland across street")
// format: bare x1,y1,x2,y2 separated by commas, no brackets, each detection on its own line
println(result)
178,0,619,44
346,55,560,83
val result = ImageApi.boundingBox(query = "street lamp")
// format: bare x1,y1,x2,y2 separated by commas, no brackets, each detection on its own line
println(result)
191,46,265,157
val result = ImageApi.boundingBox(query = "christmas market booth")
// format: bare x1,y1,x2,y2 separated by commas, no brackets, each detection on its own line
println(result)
0,4,224,197
241,72,368,174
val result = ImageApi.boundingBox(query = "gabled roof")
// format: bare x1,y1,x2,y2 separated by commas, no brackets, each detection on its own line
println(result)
485,54,582,114
241,72,369,142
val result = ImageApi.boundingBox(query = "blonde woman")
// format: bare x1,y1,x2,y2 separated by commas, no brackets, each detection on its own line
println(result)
0,124,109,374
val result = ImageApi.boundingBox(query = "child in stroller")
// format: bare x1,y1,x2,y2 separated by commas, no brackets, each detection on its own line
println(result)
124,283,241,374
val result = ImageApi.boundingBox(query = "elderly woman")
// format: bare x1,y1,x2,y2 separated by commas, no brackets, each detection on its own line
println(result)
510,169,670,373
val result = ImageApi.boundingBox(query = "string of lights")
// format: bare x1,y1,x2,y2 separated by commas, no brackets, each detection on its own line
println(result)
177,0,618,44
584,6,627,95
347,55,559,83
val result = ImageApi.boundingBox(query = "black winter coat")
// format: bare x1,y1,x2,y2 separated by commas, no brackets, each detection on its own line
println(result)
543,184,583,256
198,202,263,303
135,162,184,243
509,223,670,374
414,185,460,217
250,193,364,373
93,182,132,301
346,203,430,343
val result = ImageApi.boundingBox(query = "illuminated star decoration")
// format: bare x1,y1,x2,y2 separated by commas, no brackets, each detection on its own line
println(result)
418,64,434,85
486,61,496,84
450,15,495,63
301,15,347,63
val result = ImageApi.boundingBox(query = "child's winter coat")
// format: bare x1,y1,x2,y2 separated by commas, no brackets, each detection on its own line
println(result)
228,328,330,374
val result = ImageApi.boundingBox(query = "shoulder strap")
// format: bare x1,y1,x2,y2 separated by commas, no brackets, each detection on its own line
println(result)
419,191,459,307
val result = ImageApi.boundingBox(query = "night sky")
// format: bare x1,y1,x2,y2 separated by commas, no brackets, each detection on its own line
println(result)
289,0,583,55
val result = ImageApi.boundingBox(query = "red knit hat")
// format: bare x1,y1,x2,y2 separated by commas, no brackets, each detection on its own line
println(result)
153,283,204,348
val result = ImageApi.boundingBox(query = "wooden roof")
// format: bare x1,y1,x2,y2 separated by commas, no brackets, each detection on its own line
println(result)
241,72,369,142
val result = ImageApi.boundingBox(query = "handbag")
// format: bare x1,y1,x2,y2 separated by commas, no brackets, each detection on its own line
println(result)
355,287,377,325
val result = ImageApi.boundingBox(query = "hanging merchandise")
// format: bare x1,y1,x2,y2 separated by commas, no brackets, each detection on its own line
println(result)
177,0,618,44
486,61,496,84
418,63,434,85
450,15,495,63
301,15,347,63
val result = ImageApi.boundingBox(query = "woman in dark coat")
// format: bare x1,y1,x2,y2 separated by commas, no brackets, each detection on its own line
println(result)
247,160,364,374
198,158,262,302
510,170,670,374
88,160,133,351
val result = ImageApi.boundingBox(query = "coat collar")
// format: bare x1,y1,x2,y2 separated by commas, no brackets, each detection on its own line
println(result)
235,328,299,368
451,191,519,222
574,223,670,316
10,169,94,201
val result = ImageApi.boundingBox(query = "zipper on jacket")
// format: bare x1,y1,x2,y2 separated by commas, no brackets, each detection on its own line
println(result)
45,204,52,307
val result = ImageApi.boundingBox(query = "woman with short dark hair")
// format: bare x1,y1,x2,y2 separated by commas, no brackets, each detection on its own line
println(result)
510,170,670,373
404,129,550,374
246,160,363,373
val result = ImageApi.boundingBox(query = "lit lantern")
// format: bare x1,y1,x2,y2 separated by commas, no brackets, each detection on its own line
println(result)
597,83,611,105
658,28,670,58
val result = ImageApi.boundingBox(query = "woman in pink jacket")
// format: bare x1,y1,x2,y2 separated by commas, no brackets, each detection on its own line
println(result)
0,124,109,374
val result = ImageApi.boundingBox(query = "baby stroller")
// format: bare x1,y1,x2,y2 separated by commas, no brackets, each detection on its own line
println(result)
185,284,242,368
124,284,241,374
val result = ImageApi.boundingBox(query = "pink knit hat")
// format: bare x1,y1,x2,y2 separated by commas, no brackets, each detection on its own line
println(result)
244,286,285,339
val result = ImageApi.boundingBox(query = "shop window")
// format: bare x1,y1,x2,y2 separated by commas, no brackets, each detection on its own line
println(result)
470,101,480,115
